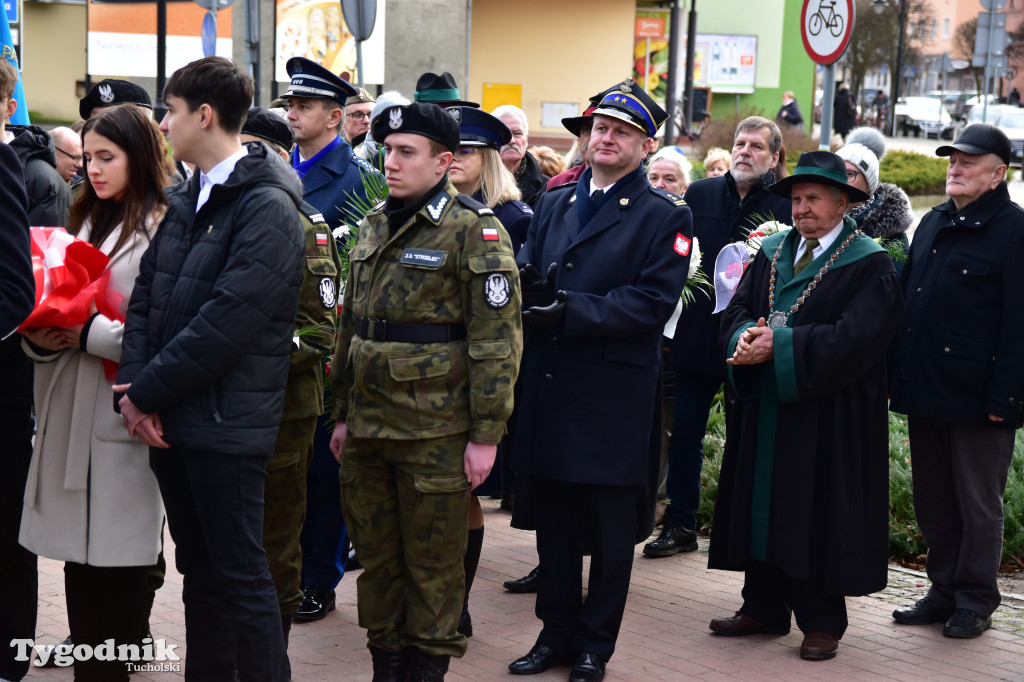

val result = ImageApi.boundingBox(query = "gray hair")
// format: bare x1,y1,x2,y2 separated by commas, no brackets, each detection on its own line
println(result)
734,116,782,155
491,104,529,134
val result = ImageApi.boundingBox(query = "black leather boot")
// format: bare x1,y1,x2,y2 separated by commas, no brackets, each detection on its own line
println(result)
408,650,450,682
370,647,407,682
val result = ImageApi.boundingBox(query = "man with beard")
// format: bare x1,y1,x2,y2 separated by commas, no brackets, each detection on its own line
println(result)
643,116,791,560
492,104,548,208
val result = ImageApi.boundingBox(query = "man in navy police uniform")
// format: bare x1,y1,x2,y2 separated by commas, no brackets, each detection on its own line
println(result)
282,56,376,231
509,79,693,682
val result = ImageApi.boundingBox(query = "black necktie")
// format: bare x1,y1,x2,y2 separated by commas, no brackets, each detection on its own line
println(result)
591,189,604,202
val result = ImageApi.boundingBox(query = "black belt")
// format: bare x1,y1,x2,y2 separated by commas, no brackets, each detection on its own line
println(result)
354,317,467,343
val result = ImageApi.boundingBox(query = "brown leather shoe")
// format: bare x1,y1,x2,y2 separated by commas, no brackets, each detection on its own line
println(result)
709,611,790,636
800,632,839,660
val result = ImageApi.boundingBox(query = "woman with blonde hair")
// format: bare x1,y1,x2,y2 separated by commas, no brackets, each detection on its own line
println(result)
703,146,731,178
19,104,171,682
446,106,533,638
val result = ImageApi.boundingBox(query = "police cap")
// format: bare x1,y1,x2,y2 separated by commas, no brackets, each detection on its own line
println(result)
592,78,668,138
241,107,294,153
372,102,461,153
413,71,479,108
282,57,357,104
79,79,153,120
448,106,511,150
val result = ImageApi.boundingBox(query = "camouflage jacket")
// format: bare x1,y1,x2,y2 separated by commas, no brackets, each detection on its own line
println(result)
281,202,341,421
330,179,522,444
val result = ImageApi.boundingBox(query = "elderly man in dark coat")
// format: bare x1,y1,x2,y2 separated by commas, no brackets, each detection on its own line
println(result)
709,151,903,661
889,124,1024,639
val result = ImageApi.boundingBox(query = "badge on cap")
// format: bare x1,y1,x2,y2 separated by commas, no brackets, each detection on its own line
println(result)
484,273,511,309
389,108,403,130
620,78,634,93
448,108,462,124
99,83,115,104
319,277,337,309
674,233,691,257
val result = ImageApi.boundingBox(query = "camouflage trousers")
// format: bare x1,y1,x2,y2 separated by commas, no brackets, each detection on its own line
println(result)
339,433,472,658
264,416,317,618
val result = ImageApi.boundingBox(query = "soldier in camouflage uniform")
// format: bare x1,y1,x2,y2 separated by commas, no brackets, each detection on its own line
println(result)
241,109,342,647
328,102,522,682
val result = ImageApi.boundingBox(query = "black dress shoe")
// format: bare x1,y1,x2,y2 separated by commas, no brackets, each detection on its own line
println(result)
508,643,570,674
569,652,605,682
799,632,839,660
503,566,539,593
709,611,790,636
36,636,72,668
643,523,698,557
293,586,336,623
943,609,992,638
892,597,954,625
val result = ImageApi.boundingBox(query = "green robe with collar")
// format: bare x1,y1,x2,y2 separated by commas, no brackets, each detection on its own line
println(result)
710,218,904,595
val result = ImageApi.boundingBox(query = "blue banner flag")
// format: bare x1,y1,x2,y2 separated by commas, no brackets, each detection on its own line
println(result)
1,11,28,125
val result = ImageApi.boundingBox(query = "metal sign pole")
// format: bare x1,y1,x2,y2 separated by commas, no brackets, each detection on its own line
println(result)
820,63,835,151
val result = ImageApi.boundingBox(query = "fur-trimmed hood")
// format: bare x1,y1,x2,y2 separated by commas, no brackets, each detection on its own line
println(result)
848,181,913,240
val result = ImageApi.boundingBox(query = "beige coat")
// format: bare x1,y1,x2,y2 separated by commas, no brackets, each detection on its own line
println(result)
20,217,164,567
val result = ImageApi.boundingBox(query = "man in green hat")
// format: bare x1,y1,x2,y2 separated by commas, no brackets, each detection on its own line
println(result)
709,150,904,662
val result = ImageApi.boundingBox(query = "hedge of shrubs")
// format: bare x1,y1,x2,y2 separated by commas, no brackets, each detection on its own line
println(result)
693,392,1024,568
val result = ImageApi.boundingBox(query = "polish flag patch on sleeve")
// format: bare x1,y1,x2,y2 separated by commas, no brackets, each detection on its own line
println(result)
315,233,329,246
673,233,691,256
482,227,500,241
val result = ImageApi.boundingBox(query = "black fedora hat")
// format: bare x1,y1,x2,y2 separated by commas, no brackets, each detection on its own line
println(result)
448,106,511,150
769,150,870,203
936,123,1011,164
561,85,617,136
414,72,479,108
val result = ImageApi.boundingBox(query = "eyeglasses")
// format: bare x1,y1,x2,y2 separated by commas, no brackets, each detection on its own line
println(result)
56,147,83,163
845,169,861,181
455,147,480,157
346,111,370,121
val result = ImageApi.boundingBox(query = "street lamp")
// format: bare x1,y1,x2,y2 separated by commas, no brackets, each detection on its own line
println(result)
873,0,909,135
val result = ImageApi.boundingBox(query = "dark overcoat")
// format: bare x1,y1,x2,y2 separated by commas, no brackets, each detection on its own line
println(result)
889,183,1024,426
676,172,792,375
298,138,375,231
512,167,692,539
711,223,902,595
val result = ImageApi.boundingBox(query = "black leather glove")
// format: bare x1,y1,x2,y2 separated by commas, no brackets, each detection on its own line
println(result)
522,290,567,328
519,262,558,309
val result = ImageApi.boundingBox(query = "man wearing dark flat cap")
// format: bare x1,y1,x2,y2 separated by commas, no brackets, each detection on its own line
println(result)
508,79,692,682
240,107,342,648
327,101,521,680
709,151,903,661
890,123,1024,640
281,56,378,231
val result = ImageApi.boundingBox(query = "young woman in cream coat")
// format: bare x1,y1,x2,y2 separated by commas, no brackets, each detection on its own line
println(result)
20,104,171,682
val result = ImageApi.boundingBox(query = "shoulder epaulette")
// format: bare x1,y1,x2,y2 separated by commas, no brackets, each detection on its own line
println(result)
367,199,386,215
353,156,375,172
512,200,533,216
456,193,495,216
547,181,578,193
299,201,328,225
650,185,687,206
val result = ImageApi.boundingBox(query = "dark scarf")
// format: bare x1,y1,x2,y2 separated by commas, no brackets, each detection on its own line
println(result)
384,176,449,234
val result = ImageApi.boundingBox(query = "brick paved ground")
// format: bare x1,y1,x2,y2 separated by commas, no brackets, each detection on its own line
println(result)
25,499,1024,681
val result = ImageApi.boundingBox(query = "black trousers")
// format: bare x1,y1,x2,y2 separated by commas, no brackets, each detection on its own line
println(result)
740,561,848,636
0,405,36,682
532,475,641,662
64,562,149,682
150,446,288,682
908,415,1016,617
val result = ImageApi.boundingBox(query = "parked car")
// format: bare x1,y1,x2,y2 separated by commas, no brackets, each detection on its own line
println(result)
993,110,1024,166
894,96,956,139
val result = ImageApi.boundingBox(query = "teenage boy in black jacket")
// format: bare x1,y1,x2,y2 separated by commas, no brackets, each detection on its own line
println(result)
115,57,304,682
